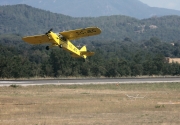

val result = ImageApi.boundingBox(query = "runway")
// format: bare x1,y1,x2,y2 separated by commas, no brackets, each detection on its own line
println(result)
1,77,180,86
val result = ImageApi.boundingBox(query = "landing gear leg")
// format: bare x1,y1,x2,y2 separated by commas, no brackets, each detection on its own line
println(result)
83,58,86,62
46,46,49,50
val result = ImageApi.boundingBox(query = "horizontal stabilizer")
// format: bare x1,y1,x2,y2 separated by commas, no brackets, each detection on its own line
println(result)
71,52,94,58
81,51,95,56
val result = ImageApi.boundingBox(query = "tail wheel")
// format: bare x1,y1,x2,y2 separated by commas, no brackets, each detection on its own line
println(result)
46,46,49,50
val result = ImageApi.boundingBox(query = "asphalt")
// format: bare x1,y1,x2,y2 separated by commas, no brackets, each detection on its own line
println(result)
1,77,180,86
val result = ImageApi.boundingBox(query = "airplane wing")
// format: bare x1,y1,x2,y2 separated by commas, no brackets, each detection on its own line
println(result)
22,34,50,44
59,27,101,40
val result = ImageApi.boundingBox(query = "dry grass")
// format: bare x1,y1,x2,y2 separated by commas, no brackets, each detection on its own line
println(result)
0,83,180,125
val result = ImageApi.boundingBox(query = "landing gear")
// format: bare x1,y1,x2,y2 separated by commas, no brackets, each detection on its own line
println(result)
83,58,86,62
46,46,49,50
59,44,63,48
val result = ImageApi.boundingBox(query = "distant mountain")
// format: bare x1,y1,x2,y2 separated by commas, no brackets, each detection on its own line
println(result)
1,4,180,42
0,0,180,19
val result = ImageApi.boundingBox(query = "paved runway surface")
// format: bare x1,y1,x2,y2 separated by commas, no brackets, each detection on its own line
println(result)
1,77,180,86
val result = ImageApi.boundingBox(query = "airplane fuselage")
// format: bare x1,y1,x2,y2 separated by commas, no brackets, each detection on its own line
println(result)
47,31,85,59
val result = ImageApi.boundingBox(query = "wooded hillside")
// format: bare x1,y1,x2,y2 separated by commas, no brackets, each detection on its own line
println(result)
0,5,180,41
1,5,180,78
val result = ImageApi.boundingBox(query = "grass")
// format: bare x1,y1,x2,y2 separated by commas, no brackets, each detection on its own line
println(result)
0,83,180,125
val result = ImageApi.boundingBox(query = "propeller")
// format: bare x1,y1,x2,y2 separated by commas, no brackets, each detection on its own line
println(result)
45,28,53,34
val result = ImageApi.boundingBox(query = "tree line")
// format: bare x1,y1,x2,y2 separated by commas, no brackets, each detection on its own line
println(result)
1,35,180,78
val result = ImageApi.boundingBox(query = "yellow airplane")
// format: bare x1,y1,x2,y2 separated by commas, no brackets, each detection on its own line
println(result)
22,27,101,61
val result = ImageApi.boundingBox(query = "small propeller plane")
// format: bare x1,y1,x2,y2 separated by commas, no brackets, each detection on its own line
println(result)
22,27,101,61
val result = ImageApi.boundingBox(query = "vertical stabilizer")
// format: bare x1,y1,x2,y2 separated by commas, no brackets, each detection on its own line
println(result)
80,46,87,51
80,46,94,59
80,46,87,59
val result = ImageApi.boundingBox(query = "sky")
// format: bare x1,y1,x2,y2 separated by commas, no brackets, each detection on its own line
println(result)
139,0,180,10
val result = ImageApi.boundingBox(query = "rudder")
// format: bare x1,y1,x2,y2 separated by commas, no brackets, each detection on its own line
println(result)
80,46,87,51
80,46,94,58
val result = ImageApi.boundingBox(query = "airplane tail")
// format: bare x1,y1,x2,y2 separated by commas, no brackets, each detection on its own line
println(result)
80,46,95,59
80,46,87,52
71,46,94,60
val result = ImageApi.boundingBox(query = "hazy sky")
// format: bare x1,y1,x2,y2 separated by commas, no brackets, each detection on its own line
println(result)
139,0,180,10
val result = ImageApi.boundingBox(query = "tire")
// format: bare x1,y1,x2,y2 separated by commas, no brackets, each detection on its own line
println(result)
46,46,49,50
59,44,63,48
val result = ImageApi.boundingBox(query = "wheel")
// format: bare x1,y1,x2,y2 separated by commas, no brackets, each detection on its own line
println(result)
83,58,86,62
46,46,49,50
59,44,63,48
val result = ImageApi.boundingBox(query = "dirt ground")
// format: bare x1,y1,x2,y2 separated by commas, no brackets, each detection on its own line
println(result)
0,83,180,125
